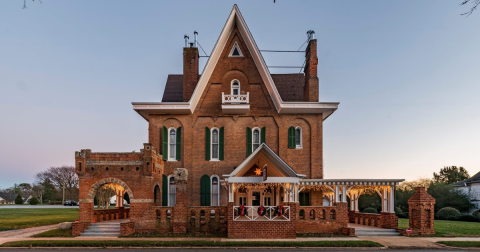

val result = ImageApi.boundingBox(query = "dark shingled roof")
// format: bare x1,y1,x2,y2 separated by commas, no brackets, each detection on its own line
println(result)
454,171,480,186
161,73,305,102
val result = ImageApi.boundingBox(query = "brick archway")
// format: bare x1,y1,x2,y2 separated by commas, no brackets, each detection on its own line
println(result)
86,177,134,202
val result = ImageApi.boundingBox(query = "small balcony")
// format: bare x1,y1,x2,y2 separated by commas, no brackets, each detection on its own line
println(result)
221,92,250,114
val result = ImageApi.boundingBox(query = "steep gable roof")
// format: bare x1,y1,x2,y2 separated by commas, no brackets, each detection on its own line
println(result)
133,5,339,120
453,171,480,186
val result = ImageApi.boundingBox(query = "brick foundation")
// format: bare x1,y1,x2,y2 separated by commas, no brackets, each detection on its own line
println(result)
72,222,90,236
120,222,135,236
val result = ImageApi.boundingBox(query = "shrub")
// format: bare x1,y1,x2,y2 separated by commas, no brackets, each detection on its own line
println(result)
29,197,39,205
437,207,461,220
472,210,480,220
394,207,407,218
363,207,378,214
458,214,477,222
14,194,23,205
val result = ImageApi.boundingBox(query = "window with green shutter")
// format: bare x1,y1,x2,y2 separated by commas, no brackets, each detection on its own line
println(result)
162,126,168,160
176,127,182,160
219,127,224,160
246,127,252,157
162,175,168,206
288,126,295,149
200,175,211,206
205,127,210,161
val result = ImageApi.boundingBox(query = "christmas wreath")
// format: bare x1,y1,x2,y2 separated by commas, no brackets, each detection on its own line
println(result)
275,205,285,216
257,205,266,216
238,205,246,216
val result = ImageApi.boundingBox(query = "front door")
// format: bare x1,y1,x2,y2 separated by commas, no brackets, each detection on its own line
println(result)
251,190,261,217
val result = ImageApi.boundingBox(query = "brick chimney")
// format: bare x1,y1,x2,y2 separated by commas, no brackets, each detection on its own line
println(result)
183,43,199,102
303,34,319,102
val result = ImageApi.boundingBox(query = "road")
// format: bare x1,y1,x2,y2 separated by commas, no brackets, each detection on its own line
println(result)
0,249,462,252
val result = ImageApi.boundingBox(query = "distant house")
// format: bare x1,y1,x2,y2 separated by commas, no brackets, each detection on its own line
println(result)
454,171,480,212
0,193,32,204
0,196,5,204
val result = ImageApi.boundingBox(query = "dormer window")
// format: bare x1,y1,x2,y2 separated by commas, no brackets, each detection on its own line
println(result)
228,41,243,57
231,79,240,95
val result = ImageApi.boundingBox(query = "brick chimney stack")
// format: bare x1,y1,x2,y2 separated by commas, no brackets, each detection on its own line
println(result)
183,43,199,102
303,33,319,102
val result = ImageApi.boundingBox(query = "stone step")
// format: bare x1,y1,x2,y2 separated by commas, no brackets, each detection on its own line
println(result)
79,233,120,237
85,227,120,232
355,230,401,236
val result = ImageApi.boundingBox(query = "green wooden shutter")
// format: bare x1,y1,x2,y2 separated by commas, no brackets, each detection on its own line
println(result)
205,127,210,161
288,126,295,149
261,127,266,144
176,127,182,161
162,126,168,160
200,175,211,206
162,175,168,206
246,127,252,157
219,127,224,161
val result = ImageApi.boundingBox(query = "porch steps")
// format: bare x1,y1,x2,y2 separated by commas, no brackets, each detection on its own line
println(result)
79,220,124,237
355,228,401,236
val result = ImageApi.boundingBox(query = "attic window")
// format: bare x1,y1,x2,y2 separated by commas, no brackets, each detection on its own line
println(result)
228,41,243,57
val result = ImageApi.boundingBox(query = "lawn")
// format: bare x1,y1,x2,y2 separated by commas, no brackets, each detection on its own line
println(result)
32,228,74,237
437,241,480,247
0,240,383,248
398,218,480,237
0,208,78,231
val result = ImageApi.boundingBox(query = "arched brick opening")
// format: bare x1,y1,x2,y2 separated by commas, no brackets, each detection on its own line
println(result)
86,177,134,203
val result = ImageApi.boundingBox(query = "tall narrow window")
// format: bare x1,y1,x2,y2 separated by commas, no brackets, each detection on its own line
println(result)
252,128,260,151
169,128,176,160
200,175,211,206
231,80,240,95
211,176,219,206
168,176,176,206
295,127,302,148
211,128,219,160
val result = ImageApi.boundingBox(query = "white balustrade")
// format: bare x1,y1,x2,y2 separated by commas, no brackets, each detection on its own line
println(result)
232,206,290,221
222,92,249,104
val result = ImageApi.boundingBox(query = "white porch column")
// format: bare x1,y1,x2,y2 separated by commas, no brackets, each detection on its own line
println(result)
329,195,333,206
389,186,395,213
382,187,388,212
354,192,359,211
276,186,280,205
341,185,347,203
349,194,354,211
295,184,299,203
335,185,340,203
290,184,295,203
228,183,233,202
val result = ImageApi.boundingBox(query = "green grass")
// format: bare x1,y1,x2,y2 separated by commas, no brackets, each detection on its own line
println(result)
32,228,74,237
438,241,480,247
123,232,225,238
398,218,480,237
0,208,78,231
0,240,382,248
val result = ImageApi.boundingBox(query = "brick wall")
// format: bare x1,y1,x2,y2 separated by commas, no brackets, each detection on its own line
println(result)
120,222,135,236
72,222,90,236
296,203,348,235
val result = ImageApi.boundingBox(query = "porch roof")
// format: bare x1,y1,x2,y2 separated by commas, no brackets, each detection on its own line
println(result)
223,143,306,182
299,179,404,186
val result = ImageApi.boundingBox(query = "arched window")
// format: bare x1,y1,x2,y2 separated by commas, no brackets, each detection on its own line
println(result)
168,128,176,160
211,128,219,160
154,184,161,206
168,176,176,206
211,175,219,206
200,175,211,206
252,128,260,151
295,127,302,148
231,79,240,95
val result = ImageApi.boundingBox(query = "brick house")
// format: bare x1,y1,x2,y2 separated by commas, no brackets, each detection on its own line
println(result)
74,5,404,238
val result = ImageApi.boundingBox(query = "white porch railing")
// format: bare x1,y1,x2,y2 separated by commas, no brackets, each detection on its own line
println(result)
232,206,290,221
222,92,249,104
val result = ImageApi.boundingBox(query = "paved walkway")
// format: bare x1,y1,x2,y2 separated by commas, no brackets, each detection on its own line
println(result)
0,224,58,238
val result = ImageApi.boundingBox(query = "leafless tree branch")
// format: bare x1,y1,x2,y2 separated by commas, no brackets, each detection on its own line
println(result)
461,0,480,16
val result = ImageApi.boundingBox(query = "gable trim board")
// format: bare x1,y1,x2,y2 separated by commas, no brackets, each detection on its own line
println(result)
132,5,339,121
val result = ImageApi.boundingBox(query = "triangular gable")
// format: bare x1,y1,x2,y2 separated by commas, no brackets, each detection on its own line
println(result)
224,143,306,179
132,5,339,119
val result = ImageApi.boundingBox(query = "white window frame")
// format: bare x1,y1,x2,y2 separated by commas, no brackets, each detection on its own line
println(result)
167,175,176,206
231,79,240,95
210,175,220,206
210,127,220,161
295,126,303,149
252,127,261,152
168,127,177,161
228,41,243,57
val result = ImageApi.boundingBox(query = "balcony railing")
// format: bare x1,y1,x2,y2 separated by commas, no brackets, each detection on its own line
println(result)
222,92,249,104
232,206,290,221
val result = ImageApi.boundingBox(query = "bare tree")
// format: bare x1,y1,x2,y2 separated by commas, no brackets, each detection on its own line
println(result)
36,166,79,201
461,0,480,16
32,183,45,204
95,185,115,209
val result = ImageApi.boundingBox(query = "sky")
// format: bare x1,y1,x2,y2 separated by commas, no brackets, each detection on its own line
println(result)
0,0,479,188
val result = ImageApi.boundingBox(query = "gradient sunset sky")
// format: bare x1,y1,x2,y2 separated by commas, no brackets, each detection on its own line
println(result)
0,0,479,188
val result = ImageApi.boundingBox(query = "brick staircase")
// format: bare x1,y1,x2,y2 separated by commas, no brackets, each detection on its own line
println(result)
79,219,128,237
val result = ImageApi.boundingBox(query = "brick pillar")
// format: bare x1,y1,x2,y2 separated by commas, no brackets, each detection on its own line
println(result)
407,187,435,235
79,202,94,223
173,168,188,233
334,202,349,227
303,39,319,102
348,211,358,223
183,46,199,102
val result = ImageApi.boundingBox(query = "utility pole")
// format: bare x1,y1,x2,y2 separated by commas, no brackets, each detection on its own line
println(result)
62,179,65,204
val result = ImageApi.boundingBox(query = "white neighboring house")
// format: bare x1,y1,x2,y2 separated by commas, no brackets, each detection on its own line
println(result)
0,196,5,204
454,171,480,213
